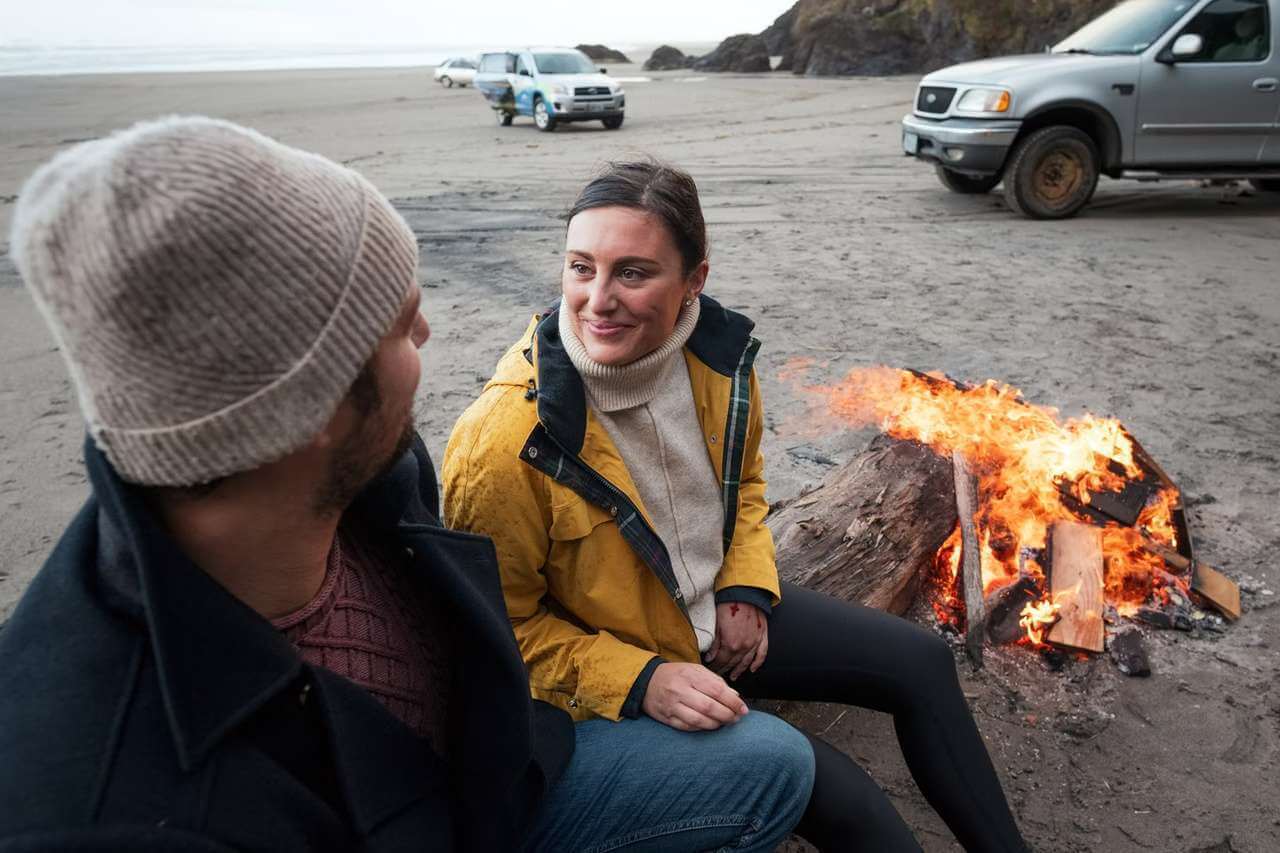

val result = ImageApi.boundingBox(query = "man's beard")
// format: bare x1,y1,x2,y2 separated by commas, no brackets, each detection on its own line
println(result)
313,407,416,516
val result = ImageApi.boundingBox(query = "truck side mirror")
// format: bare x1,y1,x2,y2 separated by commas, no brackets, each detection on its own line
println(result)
519,68,532,77
1159,33,1204,63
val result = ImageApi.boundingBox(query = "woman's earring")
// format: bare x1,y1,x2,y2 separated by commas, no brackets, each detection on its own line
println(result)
684,298,693,306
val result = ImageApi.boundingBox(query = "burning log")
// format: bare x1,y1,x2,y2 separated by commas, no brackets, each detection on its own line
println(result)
951,451,985,668
1137,536,1240,621
985,576,1039,645
1046,522,1106,653
769,439,956,614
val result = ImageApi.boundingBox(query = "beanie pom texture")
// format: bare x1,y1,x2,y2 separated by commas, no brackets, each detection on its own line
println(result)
9,116,418,486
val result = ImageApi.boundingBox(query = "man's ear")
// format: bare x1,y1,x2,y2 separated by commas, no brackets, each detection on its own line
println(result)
311,396,357,450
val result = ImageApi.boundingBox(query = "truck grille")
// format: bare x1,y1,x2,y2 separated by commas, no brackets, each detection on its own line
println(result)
575,86,610,96
916,86,956,114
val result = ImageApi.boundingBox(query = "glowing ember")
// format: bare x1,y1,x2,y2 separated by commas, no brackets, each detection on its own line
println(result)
816,367,1184,645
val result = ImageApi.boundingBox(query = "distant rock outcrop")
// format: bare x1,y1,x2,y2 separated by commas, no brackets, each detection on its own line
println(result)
692,34,772,73
766,0,1116,76
575,44,631,64
643,45,697,71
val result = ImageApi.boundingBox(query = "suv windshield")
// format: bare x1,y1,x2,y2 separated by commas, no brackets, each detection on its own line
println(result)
532,52,597,74
1054,0,1197,54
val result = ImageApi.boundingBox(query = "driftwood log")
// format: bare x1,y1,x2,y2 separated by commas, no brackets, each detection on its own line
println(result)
769,438,957,615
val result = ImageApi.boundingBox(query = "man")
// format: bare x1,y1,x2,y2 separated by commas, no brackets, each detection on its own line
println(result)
0,117,812,851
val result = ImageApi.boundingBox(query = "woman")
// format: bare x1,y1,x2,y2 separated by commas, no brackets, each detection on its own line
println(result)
443,160,1028,852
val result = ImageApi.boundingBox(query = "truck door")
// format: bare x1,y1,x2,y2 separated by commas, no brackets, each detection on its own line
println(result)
513,54,537,115
1136,0,1278,164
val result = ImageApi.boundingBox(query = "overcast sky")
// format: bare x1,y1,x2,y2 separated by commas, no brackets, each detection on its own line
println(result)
1,0,792,47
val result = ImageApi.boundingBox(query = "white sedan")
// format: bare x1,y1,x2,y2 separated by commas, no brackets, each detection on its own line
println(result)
433,58,477,88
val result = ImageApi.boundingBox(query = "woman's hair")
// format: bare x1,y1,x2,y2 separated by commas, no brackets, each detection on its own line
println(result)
565,159,708,275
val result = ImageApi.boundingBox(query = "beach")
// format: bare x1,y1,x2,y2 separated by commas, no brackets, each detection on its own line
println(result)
2,64,1279,851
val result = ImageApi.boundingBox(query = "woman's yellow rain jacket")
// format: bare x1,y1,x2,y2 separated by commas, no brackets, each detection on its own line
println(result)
443,295,779,722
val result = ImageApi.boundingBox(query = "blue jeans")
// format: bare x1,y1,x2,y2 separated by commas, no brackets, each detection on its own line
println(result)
523,711,814,853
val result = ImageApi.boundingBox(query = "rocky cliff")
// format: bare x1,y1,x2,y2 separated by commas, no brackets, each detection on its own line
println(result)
575,44,631,64
692,34,772,73
764,0,1117,75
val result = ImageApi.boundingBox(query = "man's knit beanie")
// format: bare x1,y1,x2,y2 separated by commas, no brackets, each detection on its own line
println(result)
8,116,418,487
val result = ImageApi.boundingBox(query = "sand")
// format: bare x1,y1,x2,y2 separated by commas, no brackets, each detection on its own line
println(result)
2,64,1278,852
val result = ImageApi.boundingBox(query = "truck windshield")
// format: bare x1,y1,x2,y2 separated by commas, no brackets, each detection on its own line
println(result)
532,52,597,74
1054,0,1197,54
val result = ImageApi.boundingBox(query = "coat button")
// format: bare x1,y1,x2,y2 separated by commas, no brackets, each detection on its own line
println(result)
298,682,312,707
609,505,618,517
527,446,539,459
567,697,579,709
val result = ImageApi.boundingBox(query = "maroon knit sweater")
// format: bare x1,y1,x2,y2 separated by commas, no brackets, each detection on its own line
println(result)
272,529,452,756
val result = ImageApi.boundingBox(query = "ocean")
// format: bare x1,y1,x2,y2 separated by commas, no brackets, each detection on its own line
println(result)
0,44,522,77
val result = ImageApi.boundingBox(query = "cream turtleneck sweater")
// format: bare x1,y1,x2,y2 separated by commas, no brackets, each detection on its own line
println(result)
559,301,725,652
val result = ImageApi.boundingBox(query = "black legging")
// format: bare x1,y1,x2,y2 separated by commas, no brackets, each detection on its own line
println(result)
731,583,1027,853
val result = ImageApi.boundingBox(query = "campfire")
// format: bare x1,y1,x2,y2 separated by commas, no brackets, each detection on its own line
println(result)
768,365,1240,676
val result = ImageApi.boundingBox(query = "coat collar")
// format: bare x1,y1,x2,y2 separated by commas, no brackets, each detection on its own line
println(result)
86,433,447,775
532,293,756,456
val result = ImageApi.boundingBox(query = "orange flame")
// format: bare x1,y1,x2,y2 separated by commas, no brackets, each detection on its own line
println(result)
813,367,1183,645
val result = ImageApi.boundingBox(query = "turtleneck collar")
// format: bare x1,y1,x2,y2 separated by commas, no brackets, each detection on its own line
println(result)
558,298,701,413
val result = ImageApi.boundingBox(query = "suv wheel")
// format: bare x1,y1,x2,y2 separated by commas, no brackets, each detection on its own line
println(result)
441,76,453,88
602,115,624,130
497,110,514,126
1002,126,1100,220
1249,178,1280,192
935,165,1000,194
534,98,557,132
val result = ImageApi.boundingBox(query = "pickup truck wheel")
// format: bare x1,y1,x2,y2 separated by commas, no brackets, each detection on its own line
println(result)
534,97,557,132
497,110,514,126
935,165,1000,194
1002,126,1100,220
602,116,624,130
1249,178,1280,192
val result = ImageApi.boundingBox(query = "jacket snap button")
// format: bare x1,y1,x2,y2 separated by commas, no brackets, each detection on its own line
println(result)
527,446,539,459
568,697,579,708
404,546,415,559
710,434,718,444
298,682,312,707
609,506,618,517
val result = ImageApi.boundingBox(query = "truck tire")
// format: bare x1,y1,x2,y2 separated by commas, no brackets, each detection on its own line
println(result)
1249,178,1280,192
602,115,624,130
497,110,514,126
534,97,557,132
1002,126,1100,220
935,165,1000,194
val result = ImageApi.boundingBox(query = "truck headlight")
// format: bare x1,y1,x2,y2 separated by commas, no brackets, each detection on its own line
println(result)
955,88,1011,113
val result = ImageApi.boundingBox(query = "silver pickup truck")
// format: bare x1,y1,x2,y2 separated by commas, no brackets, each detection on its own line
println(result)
902,0,1280,218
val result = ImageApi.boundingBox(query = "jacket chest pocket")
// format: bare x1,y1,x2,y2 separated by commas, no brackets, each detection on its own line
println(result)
546,496,642,600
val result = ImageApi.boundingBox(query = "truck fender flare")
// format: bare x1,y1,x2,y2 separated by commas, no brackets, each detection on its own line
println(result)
1018,100,1123,173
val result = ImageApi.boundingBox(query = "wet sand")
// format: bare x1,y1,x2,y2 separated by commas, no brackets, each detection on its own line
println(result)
2,65,1279,852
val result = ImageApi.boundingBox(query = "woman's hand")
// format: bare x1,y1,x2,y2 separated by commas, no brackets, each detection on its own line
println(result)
641,662,748,731
705,602,768,681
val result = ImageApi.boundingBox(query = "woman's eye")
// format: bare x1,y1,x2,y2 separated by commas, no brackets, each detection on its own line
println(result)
569,262,591,276
619,268,643,281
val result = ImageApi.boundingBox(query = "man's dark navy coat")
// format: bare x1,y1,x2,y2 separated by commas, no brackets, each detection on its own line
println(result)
0,435,574,851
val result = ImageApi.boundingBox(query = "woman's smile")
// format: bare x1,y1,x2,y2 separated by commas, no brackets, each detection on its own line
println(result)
583,318,634,338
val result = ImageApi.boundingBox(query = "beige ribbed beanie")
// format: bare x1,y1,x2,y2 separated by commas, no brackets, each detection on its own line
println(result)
8,116,418,486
